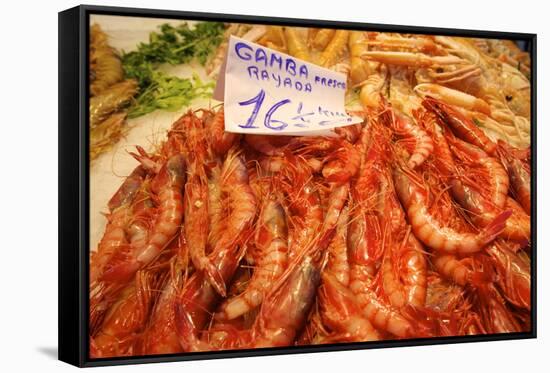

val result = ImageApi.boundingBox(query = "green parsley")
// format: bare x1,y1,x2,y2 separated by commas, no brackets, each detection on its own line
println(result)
122,21,225,118
128,72,213,119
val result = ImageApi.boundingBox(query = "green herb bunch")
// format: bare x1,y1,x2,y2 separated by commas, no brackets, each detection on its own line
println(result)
122,21,225,118
128,73,213,118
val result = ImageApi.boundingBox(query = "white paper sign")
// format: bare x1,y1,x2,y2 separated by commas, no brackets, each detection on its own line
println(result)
214,36,362,136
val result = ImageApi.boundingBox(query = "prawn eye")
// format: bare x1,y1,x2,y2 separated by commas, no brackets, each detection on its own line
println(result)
435,67,444,73
505,95,513,102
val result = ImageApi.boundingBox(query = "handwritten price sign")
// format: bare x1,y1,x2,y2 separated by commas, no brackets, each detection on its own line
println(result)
214,36,362,136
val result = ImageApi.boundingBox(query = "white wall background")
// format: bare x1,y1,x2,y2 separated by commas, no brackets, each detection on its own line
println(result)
0,0,546,371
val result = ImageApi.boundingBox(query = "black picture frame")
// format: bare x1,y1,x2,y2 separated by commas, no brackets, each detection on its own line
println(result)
59,4,537,368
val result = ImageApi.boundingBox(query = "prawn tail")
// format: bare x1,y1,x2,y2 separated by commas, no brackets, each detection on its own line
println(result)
204,261,228,298
481,209,513,245
324,170,348,183
128,146,159,173
174,297,202,352
101,258,139,284
319,227,337,254
89,338,100,358
400,305,436,338
89,281,123,336
99,243,140,284
89,304,106,337
470,270,495,288
470,254,497,287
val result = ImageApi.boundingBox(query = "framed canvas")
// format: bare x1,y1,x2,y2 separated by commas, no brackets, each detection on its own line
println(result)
58,4,536,367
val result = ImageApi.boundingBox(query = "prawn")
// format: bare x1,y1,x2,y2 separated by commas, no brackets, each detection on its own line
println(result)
91,269,163,358
487,241,530,310
284,27,310,62
417,109,528,244
359,67,387,108
139,235,189,356
381,228,427,309
89,80,137,129
445,133,509,209
415,84,491,116
90,154,186,334
317,30,349,68
278,153,324,260
180,111,223,281
249,251,323,348
432,254,474,287
443,134,529,244
139,277,183,355
376,168,427,309
216,195,288,320
241,149,350,347
423,96,496,154
346,126,414,337
184,167,215,279
325,204,351,287
382,107,434,170
207,149,257,297
174,243,247,352
258,26,287,52
311,29,335,50
361,50,463,68
350,276,414,337
475,283,523,334
348,31,371,85
90,155,185,335
90,166,146,283
207,163,225,249
101,154,186,282
497,140,531,214
316,272,380,343
392,165,510,254
315,203,380,343
89,24,124,96
347,122,390,269
322,140,361,183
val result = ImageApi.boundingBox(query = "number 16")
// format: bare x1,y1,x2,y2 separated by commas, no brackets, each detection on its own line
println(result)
238,89,265,129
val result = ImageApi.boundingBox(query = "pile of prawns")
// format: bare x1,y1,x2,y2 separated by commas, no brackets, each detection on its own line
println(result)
89,96,531,358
